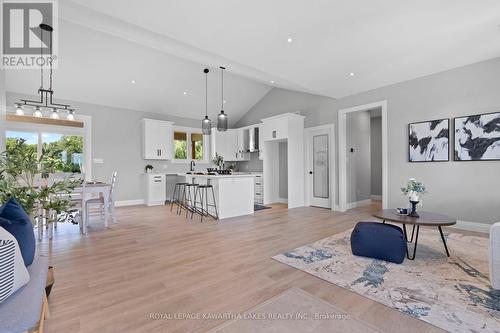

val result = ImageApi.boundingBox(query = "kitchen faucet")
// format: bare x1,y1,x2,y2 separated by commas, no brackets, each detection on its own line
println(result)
190,160,196,172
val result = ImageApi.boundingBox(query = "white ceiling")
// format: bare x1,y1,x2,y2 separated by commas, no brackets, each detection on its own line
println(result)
6,0,500,123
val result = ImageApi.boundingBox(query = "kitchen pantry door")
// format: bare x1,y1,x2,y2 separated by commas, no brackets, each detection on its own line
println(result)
307,127,332,208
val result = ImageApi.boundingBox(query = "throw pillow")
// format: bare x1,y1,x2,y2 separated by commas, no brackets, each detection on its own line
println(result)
0,198,36,266
0,226,30,303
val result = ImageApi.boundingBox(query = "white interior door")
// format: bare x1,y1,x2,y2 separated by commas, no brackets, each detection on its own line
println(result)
308,128,331,208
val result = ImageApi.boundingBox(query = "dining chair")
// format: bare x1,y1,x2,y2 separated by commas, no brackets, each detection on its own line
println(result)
84,171,118,232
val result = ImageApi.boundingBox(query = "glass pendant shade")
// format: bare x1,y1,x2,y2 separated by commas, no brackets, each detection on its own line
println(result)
67,110,75,121
217,110,228,131
15,104,24,115
202,116,212,135
33,106,42,118
51,109,59,119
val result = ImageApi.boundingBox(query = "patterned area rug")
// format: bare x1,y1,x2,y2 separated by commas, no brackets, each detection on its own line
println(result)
273,228,500,333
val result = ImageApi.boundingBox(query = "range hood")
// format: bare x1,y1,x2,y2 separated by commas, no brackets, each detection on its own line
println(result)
244,127,259,152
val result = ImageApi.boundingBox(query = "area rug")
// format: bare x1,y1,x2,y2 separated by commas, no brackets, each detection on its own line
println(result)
209,288,380,333
273,228,500,333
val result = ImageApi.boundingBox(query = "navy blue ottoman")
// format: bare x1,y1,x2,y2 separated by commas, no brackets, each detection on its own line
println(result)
350,221,406,264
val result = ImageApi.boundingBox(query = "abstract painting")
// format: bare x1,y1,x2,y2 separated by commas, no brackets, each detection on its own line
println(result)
454,112,500,161
408,119,449,162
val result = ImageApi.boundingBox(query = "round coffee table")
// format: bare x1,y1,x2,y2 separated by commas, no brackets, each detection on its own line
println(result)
373,209,457,260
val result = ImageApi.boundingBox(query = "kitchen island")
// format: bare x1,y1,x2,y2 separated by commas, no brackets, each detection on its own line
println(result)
177,173,255,219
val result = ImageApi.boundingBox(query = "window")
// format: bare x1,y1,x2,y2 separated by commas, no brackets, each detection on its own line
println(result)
5,131,84,174
42,133,84,173
172,127,208,162
191,133,204,160
6,131,38,159
174,131,187,159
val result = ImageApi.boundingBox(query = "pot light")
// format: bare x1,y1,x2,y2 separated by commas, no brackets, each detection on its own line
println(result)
183,91,188,95
15,103,24,116
287,37,293,43
131,80,136,84
349,72,355,77
33,106,42,118
223,99,227,104
270,80,275,84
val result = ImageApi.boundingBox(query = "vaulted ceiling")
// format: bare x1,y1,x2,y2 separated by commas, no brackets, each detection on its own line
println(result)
6,0,500,125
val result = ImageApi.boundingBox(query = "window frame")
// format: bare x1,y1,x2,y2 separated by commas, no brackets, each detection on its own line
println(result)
5,114,92,180
171,126,209,163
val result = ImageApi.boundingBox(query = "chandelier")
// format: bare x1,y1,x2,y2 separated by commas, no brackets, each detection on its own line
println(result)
14,23,75,121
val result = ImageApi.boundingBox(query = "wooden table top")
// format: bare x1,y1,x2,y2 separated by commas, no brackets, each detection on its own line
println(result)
373,209,457,226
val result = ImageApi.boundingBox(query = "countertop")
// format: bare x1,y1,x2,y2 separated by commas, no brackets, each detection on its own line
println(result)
178,173,256,178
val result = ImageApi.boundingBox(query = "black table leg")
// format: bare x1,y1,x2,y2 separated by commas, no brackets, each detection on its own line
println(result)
406,225,420,260
402,224,416,243
438,226,451,257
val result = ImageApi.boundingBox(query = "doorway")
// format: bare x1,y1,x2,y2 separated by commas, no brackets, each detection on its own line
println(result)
338,101,388,211
305,125,335,209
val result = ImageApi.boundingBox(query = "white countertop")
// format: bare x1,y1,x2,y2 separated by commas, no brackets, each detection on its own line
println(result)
178,173,255,178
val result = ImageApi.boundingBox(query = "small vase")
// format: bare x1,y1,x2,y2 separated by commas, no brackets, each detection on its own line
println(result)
409,200,420,218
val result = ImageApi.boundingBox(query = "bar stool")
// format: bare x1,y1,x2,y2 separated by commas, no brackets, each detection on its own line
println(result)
170,182,188,214
193,184,219,222
184,183,199,218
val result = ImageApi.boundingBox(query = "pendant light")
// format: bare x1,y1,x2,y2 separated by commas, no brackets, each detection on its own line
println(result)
217,66,228,131
201,68,212,135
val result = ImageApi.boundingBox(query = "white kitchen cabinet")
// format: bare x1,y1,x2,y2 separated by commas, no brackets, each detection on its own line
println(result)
211,128,249,162
145,173,166,206
142,119,174,160
261,116,288,141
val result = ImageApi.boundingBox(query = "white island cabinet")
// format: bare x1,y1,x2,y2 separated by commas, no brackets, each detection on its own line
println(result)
178,174,255,219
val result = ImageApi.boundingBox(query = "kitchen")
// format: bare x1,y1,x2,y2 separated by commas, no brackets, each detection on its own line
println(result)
141,112,305,220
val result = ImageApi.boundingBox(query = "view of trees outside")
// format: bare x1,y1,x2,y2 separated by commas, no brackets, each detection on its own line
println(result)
191,133,203,160
174,131,187,159
5,131,84,173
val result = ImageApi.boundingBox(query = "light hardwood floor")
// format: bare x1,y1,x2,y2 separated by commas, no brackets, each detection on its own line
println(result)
40,203,454,333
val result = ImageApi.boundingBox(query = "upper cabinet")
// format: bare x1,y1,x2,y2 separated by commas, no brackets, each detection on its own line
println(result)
211,128,250,162
261,113,305,142
142,119,174,160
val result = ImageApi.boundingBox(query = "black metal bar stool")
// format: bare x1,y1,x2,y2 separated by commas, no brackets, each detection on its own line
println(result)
193,183,219,222
183,183,199,218
170,182,188,214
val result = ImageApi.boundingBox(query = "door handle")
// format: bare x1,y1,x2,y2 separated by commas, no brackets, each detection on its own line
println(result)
309,171,313,175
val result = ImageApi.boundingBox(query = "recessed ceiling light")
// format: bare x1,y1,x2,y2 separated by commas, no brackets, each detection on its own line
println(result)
287,37,293,43
183,91,188,95
131,80,136,84
270,80,275,84
223,99,227,104
349,72,355,77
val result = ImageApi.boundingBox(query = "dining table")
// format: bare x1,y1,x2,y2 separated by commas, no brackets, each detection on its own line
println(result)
74,182,112,232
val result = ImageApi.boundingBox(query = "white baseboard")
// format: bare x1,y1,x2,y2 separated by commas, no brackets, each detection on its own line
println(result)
450,220,492,234
115,199,145,207
371,195,382,201
346,199,372,210
277,198,288,204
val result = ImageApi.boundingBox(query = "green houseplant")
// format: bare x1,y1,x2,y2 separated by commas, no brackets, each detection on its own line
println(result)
0,138,81,225
212,152,224,170
144,164,154,173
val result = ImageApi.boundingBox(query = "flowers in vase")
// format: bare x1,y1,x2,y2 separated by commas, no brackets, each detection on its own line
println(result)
401,178,427,202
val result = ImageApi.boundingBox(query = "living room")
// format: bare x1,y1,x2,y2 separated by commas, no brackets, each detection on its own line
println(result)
0,1,499,332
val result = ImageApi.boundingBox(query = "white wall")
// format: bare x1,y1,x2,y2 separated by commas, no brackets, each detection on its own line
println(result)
346,111,371,203
6,92,206,202
237,57,500,224
370,116,382,196
0,70,5,152
278,141,288,199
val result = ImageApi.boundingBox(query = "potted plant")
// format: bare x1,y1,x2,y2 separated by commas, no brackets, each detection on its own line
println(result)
401,178,427,217
212,153,224,171
0,139,81,227
144,164,154,173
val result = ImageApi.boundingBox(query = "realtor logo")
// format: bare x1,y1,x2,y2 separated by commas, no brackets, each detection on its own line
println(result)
1,0,58,69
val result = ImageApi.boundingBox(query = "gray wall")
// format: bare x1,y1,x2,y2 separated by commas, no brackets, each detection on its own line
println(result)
237,57,500,224
0,70,5,151
279,141,288,199
346,111,371,203
370,116,382,196
6,92,206,202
